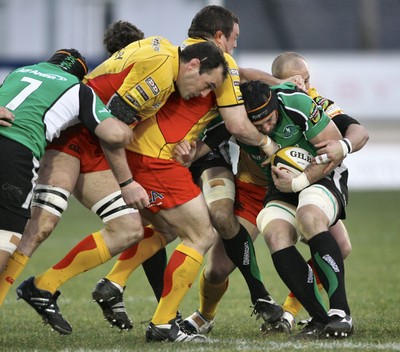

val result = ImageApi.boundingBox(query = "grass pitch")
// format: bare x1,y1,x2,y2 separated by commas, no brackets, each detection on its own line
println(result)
1,190,399,351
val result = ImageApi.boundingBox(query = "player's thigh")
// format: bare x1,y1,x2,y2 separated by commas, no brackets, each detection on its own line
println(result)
146,193,216,254
37,150,80,192
74,169,119,209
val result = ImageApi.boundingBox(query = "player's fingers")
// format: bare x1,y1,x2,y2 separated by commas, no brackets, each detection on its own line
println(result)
315,153,330,164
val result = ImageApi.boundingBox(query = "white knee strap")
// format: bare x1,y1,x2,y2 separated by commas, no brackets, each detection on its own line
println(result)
256,202,298,235
0,230,22,255
202,177,235,205
298,185,339,227
32,184,70,217
91,191,136,223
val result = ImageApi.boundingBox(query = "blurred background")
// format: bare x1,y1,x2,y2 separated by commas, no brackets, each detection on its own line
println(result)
0,0,399,189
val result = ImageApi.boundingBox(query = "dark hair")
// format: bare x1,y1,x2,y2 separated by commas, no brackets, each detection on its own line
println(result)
240,81,279,122
103,20,145,55
188,5,239,41
47,49,88,80
180,41,229,79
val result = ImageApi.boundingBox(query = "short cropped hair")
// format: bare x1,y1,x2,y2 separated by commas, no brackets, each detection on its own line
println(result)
180,41,229,79
188,5,239,41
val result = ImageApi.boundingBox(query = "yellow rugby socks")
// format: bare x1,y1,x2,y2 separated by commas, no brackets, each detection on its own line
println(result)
106,227,167,288
151,243,203,325
0,251,29,305
35,231,111,293
198,267,229,321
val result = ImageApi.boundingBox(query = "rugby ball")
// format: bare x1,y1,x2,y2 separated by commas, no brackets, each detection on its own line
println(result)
271,146,312,176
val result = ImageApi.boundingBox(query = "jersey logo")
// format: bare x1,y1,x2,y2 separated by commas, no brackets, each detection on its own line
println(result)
114,50,125,60
229,68,239,76
282,124,298,138
135,85,149,102
309,105,321,124
151,37,161,52
145,77,160,95
125,94,141,108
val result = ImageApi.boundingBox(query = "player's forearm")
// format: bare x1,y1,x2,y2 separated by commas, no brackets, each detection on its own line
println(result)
100,142,133,185
343,124,369,153
239,67,281,85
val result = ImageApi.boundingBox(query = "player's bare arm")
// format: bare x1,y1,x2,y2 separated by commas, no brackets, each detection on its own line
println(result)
239,67,306,91
314,123,369,170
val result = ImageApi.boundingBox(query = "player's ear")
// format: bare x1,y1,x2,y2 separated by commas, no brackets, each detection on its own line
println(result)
214,30,224,42
188,58,201,71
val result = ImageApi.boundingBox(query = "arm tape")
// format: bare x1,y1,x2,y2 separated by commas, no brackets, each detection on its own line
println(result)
108,94,141,125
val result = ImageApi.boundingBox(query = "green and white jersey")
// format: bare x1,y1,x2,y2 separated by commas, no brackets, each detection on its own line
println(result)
238,83,331,180
269,82,330,154
0,62,113,158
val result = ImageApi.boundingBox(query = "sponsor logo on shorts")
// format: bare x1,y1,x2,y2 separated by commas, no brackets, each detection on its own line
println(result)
149,190,164,205
68,143,80,153
145,77,160,95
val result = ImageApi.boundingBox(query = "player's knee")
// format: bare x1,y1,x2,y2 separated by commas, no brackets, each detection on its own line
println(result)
106,215,144,246
208,201,238,237
257,204,298,251
204,263,232,284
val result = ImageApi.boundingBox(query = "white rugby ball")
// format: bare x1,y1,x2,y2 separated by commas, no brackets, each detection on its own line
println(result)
271,146,312,176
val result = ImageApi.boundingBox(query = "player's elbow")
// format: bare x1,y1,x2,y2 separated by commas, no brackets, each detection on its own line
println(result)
95,118,133,147
224,118,248,140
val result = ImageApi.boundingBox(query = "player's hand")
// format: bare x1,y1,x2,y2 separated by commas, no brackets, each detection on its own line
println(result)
0,107,14,126
120,180,149,209
286,75,306,91
271,165,295,193
173,139,197,168
313,139,345,174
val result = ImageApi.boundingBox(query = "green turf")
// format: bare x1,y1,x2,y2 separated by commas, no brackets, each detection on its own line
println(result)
1,190,399,351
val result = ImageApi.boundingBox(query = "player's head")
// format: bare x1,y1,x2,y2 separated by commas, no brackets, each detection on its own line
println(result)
240,80,279,134
176,41,228,100
103,20,145,55
188,5,239,55
47,49,88,80
272,52,310,90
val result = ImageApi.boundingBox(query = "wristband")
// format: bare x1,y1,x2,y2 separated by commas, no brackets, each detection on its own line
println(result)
342,138,353,153
291,172,310,193
119,177,134,188
339,139,352,158
259,135,272,148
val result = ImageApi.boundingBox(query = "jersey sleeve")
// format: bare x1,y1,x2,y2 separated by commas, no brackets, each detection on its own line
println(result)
308,87,344,118
78,84,114,133
117,56,177,119
214,53,243,108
